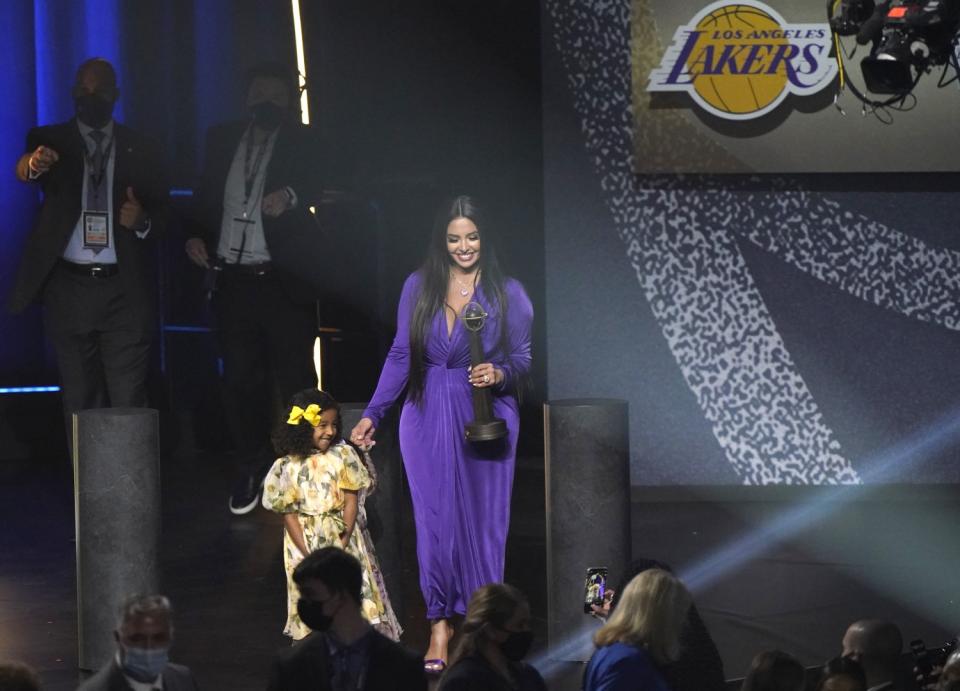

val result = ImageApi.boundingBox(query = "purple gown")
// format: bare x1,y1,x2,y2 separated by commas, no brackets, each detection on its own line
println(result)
363,271,533,620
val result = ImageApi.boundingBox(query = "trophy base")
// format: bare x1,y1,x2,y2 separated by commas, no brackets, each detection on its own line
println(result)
465,418,508,442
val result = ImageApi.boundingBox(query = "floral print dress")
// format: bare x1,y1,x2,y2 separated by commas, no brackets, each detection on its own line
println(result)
262,441,398,640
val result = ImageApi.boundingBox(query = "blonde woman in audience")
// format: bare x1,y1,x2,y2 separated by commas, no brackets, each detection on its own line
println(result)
583,568,692,691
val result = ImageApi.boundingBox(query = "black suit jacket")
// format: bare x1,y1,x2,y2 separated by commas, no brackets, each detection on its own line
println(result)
8,119,167,330
438,655,547,691
266,630,427,691
192,120,327,302
77,658,198,691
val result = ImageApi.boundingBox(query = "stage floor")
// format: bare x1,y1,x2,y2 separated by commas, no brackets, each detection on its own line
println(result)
0,448,555,691
3,446,959,690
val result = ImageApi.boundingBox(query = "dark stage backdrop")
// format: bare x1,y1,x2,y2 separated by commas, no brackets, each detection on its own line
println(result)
1,0,546,455
293,0,547,446
0,0,296,385
542,1,960,486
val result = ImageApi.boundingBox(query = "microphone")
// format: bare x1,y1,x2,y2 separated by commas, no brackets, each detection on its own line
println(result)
857,1,891,45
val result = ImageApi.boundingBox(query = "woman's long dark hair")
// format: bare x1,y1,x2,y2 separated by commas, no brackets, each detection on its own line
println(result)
445,583,528,672
408,195,509,404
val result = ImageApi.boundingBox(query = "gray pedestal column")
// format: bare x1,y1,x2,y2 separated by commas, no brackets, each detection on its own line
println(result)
544,399,631,661
73,408,161,671
340,403,405,622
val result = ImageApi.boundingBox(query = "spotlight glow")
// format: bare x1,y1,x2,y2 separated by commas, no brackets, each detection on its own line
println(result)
291,0,310,125
314,336,323,390
532,406,960,681
679,405,960,593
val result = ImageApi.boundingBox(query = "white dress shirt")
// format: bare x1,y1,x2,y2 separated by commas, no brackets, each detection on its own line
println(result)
62,120,117,264
216,125,278,264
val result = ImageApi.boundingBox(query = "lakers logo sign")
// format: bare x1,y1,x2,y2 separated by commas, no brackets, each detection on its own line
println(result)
647,1,837,120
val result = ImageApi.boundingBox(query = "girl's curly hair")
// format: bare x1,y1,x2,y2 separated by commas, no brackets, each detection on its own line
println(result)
272,389,342,459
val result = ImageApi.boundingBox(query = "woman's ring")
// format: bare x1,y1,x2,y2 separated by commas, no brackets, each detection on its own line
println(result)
483,374,490,384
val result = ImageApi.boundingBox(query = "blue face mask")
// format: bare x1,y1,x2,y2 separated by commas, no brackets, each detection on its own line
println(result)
122,646,169,682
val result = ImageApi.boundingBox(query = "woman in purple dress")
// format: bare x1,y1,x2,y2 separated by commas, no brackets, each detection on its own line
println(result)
350,195,533,673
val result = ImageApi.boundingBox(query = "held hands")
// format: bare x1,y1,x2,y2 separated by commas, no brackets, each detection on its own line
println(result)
469,363,503,388
350,417,376,450
119,186,147,230
185,237,210,268
261,188,293,218
27,145,59,176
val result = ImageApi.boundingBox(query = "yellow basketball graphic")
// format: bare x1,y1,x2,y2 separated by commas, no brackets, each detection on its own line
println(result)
690,4,788,115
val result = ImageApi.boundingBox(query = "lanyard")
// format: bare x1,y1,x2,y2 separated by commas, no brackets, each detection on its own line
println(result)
229,128,271,265
243,128,270,206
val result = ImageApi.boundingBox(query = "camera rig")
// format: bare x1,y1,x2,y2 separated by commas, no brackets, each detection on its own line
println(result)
827,0,960,110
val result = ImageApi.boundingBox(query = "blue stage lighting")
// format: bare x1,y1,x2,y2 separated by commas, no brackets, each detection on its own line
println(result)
0,386,60,394
163,325,211,333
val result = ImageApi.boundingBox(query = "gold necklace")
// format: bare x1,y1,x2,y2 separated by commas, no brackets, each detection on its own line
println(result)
451,271,478,298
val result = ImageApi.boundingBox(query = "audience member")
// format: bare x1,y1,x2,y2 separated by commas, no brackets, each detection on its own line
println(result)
267,547,426,691
601,558,726,691
935,650,960,690
438,583,546,691
583,568,691,691
78,594,198,690
740,650,806,691
818,656,868,691
0,661,41,691
842,619,904,691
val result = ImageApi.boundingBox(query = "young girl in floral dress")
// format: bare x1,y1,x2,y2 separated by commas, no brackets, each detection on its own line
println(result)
262,388,401,641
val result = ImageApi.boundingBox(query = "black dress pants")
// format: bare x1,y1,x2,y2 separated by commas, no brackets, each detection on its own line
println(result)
42,262,152,438
212,269,317,478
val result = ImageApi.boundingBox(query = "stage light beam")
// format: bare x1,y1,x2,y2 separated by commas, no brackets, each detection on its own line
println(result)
291,0,310,125
530,405,960,681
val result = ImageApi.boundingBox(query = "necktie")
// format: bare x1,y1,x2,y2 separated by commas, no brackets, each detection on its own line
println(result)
87,129,107,212
86,129,108,254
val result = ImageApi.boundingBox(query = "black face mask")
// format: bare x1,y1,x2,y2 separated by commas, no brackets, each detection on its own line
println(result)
75,94,114,128
250,101,285,130
498,630,533,662
297,597,334,632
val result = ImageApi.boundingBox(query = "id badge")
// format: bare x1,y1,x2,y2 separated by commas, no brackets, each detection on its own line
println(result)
82,211,110,249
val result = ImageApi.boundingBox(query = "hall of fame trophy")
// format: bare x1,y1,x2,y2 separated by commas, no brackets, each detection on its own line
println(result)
460,301,507,442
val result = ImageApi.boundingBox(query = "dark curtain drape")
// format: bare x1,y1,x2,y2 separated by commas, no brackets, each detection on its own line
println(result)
0,0,296,383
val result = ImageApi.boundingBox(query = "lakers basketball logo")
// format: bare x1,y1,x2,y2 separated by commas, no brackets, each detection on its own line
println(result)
648,1,836,120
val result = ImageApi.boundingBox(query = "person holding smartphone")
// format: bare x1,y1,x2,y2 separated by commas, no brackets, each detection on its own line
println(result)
589,559,726,691
584,569,691,691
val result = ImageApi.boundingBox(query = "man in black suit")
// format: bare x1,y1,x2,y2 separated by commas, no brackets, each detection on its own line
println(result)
78,594,198,691
11,58,165,425
185,61,322,515
268,547,426,691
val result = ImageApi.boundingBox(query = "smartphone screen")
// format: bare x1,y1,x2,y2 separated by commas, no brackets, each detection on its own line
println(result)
583,567,608,613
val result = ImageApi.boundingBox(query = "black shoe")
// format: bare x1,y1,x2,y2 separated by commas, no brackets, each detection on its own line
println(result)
229,474,263,515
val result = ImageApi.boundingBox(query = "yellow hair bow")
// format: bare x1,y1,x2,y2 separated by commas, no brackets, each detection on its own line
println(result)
287,403,322,427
